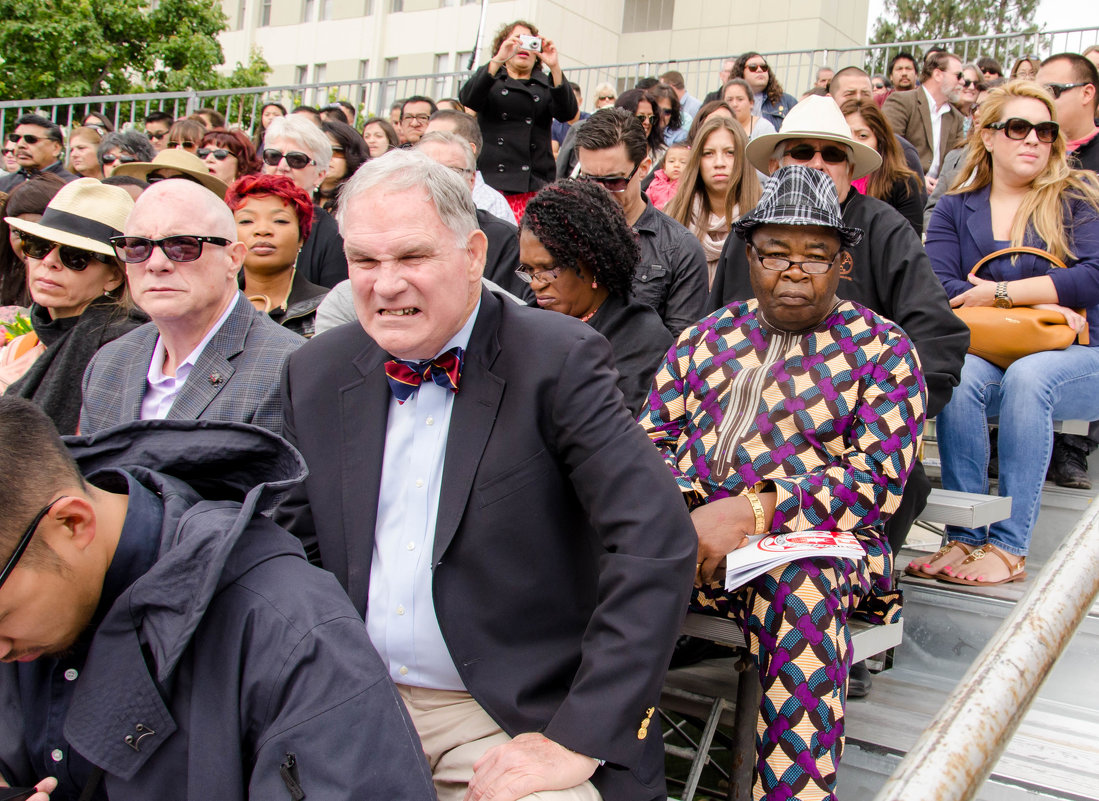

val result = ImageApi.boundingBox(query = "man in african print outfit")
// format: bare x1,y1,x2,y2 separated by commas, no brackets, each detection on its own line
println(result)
640,166,926,801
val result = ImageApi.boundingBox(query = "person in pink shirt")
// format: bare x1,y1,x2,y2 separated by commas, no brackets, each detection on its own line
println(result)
648,142,689,209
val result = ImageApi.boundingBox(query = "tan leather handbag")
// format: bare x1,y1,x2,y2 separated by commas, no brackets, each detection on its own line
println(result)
954,245,1089,370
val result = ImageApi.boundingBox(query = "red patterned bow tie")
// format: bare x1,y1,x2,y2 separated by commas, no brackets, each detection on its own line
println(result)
384,347,464,404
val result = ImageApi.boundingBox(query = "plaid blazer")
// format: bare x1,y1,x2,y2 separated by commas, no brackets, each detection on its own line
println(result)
79,293,304,436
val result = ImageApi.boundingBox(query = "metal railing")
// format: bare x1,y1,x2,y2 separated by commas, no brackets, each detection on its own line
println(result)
2,26,1097,136
872,497,1099,801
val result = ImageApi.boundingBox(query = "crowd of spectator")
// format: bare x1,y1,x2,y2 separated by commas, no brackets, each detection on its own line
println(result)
1,23,1099,801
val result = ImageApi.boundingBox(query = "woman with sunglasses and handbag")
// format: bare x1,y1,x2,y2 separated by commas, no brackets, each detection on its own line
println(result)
921,82,1099,586
2,179,145,433
199,128,261,184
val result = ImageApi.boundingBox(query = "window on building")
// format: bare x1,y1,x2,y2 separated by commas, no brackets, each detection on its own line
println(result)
314,63,327,84
622,0,675,33
440,0,456,6
321,0,333,19
457,50,473,71
364,0,374,13
461,0,477,5
359,60,371,80
303,0,315,22
383,58,401,118
260,0,272,26
237,0,247,29
434,53,452,97
295,65,309,86
390,0,403,12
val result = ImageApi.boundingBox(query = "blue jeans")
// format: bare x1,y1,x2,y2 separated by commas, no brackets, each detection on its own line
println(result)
937,346,1099,556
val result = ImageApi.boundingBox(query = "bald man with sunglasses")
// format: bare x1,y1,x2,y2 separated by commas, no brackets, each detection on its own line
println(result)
79,180,304,436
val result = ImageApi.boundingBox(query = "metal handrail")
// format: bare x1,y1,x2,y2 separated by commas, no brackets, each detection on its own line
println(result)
872,497,1099,801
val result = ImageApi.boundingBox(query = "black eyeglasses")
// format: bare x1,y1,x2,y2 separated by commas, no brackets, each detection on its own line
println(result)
1044,82,1090,99
19,233,112,271
515,264,562,284
166,141,197,150
101,153,137,165
959,78,978,89
109,235,233,263
578,161,641,193
634,113,656,126
9,133,49,145
784,143,850,164
1,149,13,156
872,82,885,90
197,147,232,160
262,148,315,169
0,497,69,592
750,243,837,275
986,117,1059,144
400,113,432,124
146,130,168,141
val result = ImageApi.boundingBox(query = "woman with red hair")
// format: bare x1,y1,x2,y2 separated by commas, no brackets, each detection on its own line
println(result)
200,129,262,184
226,174,328,337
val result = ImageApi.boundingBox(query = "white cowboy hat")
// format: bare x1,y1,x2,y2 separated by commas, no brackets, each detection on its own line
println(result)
5,178,134,256
112,148,229,198
744,95,883,180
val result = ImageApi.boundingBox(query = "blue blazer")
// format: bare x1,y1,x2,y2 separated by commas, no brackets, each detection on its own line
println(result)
925,186,1099,343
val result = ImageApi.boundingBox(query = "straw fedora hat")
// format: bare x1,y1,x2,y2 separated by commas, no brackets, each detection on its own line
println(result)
112,148,229,198
5,178,134,257
733,165,864,247
744,95,882,180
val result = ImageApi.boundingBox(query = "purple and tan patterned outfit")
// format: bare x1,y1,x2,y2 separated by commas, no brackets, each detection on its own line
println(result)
640,298,925,801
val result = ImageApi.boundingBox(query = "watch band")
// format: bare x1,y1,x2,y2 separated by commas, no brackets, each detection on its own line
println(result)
995,281,1012,308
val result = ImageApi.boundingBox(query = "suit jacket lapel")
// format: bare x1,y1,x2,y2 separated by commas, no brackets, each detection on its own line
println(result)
917,91,934,156
122,326,159,422
433,290,505,564
167,294,249,421
965,186,996,274
342,346,391,615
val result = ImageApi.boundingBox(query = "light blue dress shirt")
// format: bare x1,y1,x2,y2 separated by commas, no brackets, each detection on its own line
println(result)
366,300,481,690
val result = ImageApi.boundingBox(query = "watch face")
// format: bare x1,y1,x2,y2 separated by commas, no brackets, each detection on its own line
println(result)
994,297,1012,308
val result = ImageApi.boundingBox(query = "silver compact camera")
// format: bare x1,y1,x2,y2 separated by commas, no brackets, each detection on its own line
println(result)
518,34,542,53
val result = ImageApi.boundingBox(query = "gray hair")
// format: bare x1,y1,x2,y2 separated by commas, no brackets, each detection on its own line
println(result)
335,149,478,246
263,114,333,173
97,131,155,163
416,131,477,173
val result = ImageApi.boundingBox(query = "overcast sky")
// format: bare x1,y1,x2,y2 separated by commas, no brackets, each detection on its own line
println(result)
866,0,1099,39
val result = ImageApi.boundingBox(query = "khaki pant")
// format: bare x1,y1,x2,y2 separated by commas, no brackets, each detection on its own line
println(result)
397,685,603,801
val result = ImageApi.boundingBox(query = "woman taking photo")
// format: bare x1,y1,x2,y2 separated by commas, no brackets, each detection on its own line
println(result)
199,128,261,185
841,98,924,234
67,126,105,179
3,179,145,433
664,116,761,286
921,82,1099,585
318,120,370,213
459,19,578,220
227,174,327,338
519,179,671,414
361,118,399,159
722,78,776,141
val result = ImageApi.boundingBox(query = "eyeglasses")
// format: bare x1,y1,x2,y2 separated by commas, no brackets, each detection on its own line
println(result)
0,497,69,593
446,165,474,177
959,78,978,89
197,147,232,160
166,141,197,150
515,264,562,284
659,108,673,117
146,130,168,141
750,243,837,275
262,149,316,169
110,235,233,263
9,133,48,145
330,145,345,154
745,63,769,73
101,153,138,165
986,117,1059,144
953,71,966,81
1,149,13,157
19,233,112,271
872,82,885,90
597,95,615,102
1044,82,1090,99
635,113,656,126
784,143,850,164
578,161,641,193
400,113,432,124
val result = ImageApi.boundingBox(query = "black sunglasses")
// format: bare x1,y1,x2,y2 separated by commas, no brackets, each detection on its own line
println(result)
9,133,50,145
784,143,850,164
634,113,656,126
578,161,642,193
19,232,112,271
262,148,315,169
1044,82,1090,99
101,153,137,165
197,147,232,160
986,117,1059,144
0,497,69,592
146,130,168,141
166,141,197,150
110,235,233,263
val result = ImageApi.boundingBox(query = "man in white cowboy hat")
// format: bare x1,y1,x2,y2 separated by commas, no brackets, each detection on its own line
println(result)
78,179,303,436
707,94,969,694
111,148,229,199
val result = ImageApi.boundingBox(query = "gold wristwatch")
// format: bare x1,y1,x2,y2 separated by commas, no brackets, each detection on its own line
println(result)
994,281,1013,309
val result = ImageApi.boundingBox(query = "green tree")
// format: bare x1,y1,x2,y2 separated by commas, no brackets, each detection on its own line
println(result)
0,0,270,101
870,0,1040,44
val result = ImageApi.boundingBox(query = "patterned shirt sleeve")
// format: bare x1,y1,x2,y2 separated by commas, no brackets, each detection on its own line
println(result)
639,338,704,506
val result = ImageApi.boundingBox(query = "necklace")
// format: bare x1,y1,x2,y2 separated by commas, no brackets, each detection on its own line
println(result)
580,301,603,323
247,267,296,314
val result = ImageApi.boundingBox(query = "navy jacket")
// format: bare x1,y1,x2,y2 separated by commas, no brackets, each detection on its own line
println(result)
0,421,434,800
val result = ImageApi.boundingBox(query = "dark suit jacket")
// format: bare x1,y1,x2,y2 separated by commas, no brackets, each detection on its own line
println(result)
80,293,304,436
882,88,965,175
276,288,697,801
477,207,531,302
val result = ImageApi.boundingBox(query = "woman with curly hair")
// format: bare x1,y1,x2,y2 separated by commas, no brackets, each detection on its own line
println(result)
841,98,924,234
227,173,328,338
665,116,761,286
199,128,261,184
520,179,672,413
318,119,370,213
732,51,798,130
652,82,689,145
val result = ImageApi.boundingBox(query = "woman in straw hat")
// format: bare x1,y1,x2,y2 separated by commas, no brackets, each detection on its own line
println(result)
3,178,146,433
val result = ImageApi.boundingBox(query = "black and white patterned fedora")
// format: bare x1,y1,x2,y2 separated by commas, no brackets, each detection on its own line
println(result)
733,165,864,247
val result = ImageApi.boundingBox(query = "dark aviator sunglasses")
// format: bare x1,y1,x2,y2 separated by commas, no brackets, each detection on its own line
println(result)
19,232,112,271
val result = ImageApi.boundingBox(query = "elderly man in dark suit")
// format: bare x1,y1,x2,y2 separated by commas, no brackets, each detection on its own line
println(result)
275,149,697,801
79,180,303,435
882,51,966,193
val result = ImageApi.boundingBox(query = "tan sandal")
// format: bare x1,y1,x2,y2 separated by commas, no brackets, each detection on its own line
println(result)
938,543,1027,586
904,541,975,579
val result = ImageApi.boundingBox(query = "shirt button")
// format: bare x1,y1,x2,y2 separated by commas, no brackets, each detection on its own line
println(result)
396,605,405,616
533,95,541,102
51,749,64,762
425,416,434,426
497,164,506,172
521,165,530,171
500,89,509,96
399,666,409,676
497,138,505,146
525,117,532,124
501,112,508,120
407,542,416,551
63,668,78,681
415,478,424,488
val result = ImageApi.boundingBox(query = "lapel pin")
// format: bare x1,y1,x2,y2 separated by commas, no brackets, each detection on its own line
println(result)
209,372,222,386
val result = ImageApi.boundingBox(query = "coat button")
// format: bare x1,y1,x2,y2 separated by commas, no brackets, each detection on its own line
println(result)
501,88,509,95
521,165,530,171
51,749,64,762
533,95,541,102
501,112,508,120
497,138,505,146
497,164,506,172
64,668,78,681
525,117,532,124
